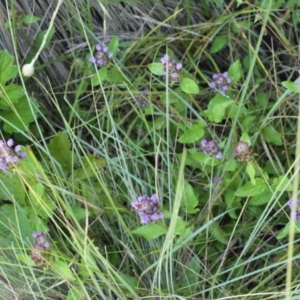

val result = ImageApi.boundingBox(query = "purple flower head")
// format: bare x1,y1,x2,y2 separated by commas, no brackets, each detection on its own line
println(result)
30,232,51,268
0,139,26,170
235,141,253,162
89,43,113,67
287,199,300,220
199,139,222,159
209,72,232,94
131,194,164,224
134,89,150,108
160,54,183,84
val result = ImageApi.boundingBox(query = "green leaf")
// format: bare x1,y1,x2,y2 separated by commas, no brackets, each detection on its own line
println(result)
175,218,187,235
0,84,24,108
209,222,229,245
29,183,55,219
66,286,85,300
0,51,18,85
225,189,241,219
210,35,227,53
91,68,108,86
228,60,242,83
74,156,105,179
261,126,283,146
3,96,39,133
180,78,199,94
282,80,300,93
53,261,76,281
235,178,267,197
66,206,88,222
248,188,273,206
0,172,26,204
182,180,199,213
277,221,300,240
272,176,293,192
34,27,56,50
23,15,41,24
204,93,234,123
147,63,165,76
132,224,166,239
246,162,256,185
178,122,205,143
109,35,119,55
48,132,73,173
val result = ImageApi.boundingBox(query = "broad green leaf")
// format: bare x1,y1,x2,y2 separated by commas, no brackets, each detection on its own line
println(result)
180,78,199,94
204,93,234,123
0,51,18,85
235,178,267,197
282,80,300,93
147,63,165,76
91,68,108,86
66,286,85,300
277,221,300,240
209,222,228,245
246,162,256,185
175,218,187,235
228,60,242,83
248,188,273,206
53,261,76,281
29,183,55,219
0,84,24,109
35,27,56,50
132,224,166,239
0,172,26,204
23,15,41,24
74,156,105,179
272,176,293,192
182,180,199,213
178,122,205,143
210,35,227,53
66,206,88,222
261,126,283,146
3,96,39,133
48,132,72,173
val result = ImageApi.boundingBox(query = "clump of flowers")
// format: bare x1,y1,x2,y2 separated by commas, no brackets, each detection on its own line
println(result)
89,44,113,67
160,54,182,83
209,72,232,94
235,141,253,162
131,194,164,224
0,138,26,170
287,200,300,220
199,139,222,159
134,89,150,108
30,232,51,268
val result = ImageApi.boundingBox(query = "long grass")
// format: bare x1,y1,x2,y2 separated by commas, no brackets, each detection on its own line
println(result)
1,0,300,299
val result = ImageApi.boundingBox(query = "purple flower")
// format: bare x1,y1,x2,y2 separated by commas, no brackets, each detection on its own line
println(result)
30,232,51,268
89,43,113,67
160,54,182,83
209,72,232,94
199,139,222,159
287,200,300,220
0,139,26,170
235,141,253,162
134,89,150,108
131,194,164,224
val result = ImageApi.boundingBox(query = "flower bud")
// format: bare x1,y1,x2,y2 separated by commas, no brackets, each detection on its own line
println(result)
22,63,35,77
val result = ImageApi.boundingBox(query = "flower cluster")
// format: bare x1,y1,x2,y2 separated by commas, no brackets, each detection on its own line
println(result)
30,232,51,268
0,139,26,170
199,139,222,159
131,194,164,224
287,200,300,221
209,72,232,94
160,54,182,83
134,89,150,108
235,141,253,162
89,44,113,67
